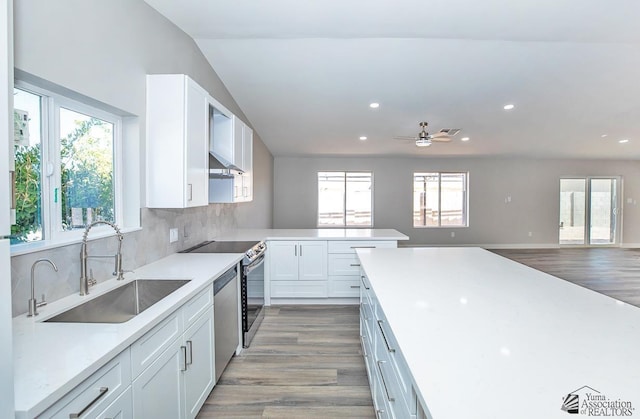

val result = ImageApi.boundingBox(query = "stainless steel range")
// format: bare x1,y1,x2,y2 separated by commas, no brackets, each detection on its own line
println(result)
182,240,267,348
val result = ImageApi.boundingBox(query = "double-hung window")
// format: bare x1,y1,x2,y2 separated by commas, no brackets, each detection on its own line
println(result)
413,172,468,227
12,83,121,246
318,171,373,227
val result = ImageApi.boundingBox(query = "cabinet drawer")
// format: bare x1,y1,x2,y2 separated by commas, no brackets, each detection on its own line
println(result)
328,254,361,275
271,280,328,298
183,285,213,327
39,349,131,419
329,276,361,297
131,310,183,378
373,352,411,419
375,312,412,410
94,385,132,419
328,240,396,254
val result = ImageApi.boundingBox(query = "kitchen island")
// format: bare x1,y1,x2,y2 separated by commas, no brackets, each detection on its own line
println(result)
357,247,640,419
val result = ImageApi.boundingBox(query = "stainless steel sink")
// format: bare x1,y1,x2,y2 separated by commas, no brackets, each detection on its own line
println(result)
45,279,191,323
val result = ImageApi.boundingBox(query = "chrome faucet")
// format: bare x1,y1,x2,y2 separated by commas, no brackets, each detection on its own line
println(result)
80,221,125,296
28,259,58,317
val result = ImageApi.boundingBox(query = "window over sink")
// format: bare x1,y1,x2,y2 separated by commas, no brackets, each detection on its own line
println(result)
12,82,122,246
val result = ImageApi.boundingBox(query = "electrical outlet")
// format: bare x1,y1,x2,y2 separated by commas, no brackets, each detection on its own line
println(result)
528,231,533,237
169,228,179,243
450,231,455,238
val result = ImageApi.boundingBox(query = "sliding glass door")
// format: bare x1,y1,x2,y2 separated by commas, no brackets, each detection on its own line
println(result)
559,177,620,246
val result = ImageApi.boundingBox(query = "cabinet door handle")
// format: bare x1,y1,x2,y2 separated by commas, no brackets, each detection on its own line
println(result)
360,302,369,321
361,275,370,290
360,334,367,357
350,285,360,289
186,340,193,365
181,345,188,371
294,245,297,256
69,386,109,418
349,263,361,267
377,320,396,353
377,360,396,402
187,183,193,201
299,245,302,257
351,246,376,249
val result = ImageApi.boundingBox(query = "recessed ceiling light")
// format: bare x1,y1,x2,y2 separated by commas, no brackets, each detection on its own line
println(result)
601,134,608,138
461,137,470,142
369,102,380,109
619,139,629,144
359,136,367,141
503,104,515,110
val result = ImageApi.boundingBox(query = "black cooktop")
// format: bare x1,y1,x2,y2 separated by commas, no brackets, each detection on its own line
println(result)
181,240,260,254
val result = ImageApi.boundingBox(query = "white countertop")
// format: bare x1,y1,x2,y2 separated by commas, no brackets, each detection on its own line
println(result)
356,247,640,419
215,228,409,242
12,253,243,419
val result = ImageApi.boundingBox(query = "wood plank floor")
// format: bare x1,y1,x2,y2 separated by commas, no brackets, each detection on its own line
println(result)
196,305,374,418
491,247,640,307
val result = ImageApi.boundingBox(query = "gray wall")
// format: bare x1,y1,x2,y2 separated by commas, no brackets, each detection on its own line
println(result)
10,0,274,316
274,156,640,247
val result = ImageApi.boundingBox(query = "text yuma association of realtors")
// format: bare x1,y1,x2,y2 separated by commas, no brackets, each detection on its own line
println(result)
580,392,634,416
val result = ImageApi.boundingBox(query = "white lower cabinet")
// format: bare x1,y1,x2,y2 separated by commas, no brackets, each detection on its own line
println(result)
133,290,214,419
328,241,397,298
133,338,185,419
40,286,216,419
38,349,132,419
183,306,215,419
269,241,328,298
360,272,416,419
268,240,398,300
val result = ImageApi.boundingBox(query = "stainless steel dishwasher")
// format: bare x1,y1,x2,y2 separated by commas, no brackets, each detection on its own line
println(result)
213,265,239,382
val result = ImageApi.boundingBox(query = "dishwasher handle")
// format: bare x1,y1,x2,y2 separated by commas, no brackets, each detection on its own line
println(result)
214,265,238,296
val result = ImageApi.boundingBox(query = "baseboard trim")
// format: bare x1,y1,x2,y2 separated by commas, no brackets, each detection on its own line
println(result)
267,297,359,306
400,243,561,250
620,243,640,248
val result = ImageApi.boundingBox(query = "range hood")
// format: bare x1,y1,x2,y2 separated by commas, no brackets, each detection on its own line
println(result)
209,151,243,173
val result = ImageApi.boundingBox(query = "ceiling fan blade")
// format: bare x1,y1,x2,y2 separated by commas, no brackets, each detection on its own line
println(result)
393,136,418,141
430,132,450,138
430,136,452,142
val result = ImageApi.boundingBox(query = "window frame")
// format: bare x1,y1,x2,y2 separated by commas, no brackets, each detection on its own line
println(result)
317,170,374,228
412,171,469,228
11,80,124,249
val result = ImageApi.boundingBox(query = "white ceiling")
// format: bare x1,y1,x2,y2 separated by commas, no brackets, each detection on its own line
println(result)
144,0,640,158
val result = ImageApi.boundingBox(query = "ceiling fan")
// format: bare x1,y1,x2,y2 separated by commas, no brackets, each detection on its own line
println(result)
394,122,461,147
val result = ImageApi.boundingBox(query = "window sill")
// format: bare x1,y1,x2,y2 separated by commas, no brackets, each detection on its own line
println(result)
317,225,374,229
413,225,469,229
9,226,142,257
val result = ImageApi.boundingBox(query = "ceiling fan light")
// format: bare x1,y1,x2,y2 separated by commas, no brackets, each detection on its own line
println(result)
416,140,431,147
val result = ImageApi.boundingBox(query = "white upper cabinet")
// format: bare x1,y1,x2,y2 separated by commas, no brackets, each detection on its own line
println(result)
208,96,234,169
146,74,209,208
209,116,253,203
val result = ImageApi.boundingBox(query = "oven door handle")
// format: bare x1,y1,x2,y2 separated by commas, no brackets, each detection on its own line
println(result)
244,254,265,275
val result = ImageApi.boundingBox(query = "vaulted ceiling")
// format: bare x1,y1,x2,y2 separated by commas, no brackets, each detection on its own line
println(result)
144,0,640,159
